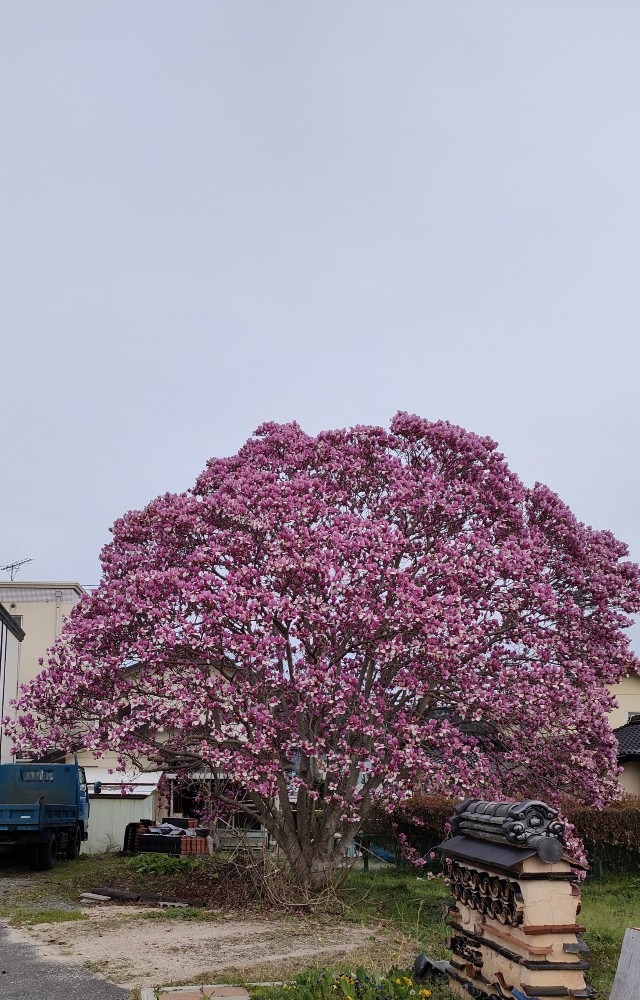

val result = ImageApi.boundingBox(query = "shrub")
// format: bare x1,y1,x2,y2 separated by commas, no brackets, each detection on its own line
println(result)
363,793,640,874
564,796,640,874
361,794,454,862
290,968,431,999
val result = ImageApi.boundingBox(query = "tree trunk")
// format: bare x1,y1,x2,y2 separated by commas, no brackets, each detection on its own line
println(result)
254,776,374,893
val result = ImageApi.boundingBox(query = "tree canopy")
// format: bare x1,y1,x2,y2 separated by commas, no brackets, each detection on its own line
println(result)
10,413,640,886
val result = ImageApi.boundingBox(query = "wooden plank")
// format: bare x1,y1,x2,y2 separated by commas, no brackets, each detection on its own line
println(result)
523,923,586,935
610,927,640,1000
478,923,553,955
91,886,141,901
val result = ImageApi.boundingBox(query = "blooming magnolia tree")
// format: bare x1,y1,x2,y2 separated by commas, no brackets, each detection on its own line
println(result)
9,414,640,888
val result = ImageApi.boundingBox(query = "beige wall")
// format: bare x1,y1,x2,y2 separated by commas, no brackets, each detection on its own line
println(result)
74,749,121,770
607,674,640,796
618,759,640,797
0,583,84,761
0,622,23,762
608,673,640,731
0,582,84,689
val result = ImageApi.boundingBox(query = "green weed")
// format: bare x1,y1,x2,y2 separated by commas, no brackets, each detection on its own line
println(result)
137,906,210,920
127,853,211,876
5,907,85,927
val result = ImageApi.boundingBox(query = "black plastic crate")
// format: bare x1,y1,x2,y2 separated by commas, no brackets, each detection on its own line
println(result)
138,833,182,855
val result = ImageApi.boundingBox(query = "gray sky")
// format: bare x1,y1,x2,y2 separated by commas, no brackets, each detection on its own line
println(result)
2,2,640,590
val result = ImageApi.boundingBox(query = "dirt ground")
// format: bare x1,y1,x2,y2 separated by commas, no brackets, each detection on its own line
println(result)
4,904,402,990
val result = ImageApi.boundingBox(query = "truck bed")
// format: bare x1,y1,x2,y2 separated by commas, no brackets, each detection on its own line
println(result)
0,801,79,830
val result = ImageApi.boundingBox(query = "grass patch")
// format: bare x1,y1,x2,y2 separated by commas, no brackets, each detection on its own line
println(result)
0,851,243,912
165,871,453,999
248,980,450,1000
137,906,210,920
581,873,640,997
0,852,132,910
3,907,85,927
340,870,449,955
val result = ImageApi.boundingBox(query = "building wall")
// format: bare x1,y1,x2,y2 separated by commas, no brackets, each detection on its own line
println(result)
0,609,24,762
84,792,158,854
0,583,84,688
608,674,640,731
618,760,640,797
0,585,164,853
74,749,121,770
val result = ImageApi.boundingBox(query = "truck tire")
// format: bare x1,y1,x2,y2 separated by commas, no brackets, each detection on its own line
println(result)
67,825,82,860
36,833,57,871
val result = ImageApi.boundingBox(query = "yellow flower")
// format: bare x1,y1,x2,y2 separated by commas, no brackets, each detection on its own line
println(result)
419,991,431,998
395,978,402,984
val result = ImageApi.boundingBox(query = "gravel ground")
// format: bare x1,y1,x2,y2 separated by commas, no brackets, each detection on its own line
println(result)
0,922,129,1000
17,904,385,988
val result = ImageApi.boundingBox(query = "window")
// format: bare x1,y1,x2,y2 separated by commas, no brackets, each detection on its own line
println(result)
21,769,54,782
233,810,262,832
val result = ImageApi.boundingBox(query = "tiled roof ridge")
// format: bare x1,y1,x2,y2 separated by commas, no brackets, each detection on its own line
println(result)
450,798,565,862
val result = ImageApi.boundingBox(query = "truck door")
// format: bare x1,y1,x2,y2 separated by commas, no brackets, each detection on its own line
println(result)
79,767,89,828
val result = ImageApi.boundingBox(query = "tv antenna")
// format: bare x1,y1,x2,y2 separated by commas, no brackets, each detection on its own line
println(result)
0,558,33,581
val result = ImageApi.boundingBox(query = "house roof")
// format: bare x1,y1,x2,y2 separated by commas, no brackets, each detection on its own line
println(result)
84,767,163,799
0,582,86,605
614,716,640,760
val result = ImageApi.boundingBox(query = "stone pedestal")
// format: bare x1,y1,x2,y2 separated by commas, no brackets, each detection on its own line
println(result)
440,799,592,999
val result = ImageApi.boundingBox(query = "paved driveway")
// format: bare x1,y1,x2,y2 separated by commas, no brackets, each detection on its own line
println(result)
0,924,129,1000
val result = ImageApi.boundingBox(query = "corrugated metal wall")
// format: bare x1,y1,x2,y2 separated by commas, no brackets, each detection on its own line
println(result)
83,793,158,854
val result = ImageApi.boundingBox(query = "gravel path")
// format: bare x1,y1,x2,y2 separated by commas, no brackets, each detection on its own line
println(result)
0,923,130,1000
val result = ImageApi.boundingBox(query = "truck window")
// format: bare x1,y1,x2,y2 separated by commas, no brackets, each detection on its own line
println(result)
21,769,54,781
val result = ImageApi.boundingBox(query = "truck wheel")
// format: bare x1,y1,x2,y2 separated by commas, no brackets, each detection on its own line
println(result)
36,833,57,871
67,826,81,860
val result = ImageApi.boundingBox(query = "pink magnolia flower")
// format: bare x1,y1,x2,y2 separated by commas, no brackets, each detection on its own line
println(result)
7,414,640,884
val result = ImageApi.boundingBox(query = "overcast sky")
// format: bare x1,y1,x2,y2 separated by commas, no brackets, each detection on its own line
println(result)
2,2,639,591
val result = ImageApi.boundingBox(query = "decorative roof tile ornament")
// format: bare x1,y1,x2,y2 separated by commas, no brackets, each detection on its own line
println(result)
450,798,566,863
420,798,594,999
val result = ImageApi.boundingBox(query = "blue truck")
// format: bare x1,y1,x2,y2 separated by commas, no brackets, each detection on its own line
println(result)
0,762,90,869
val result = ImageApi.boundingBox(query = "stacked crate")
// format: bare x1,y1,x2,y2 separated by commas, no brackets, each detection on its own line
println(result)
440,799,592,999
180,835,208,855
164,816,199,829
134,820,152,851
